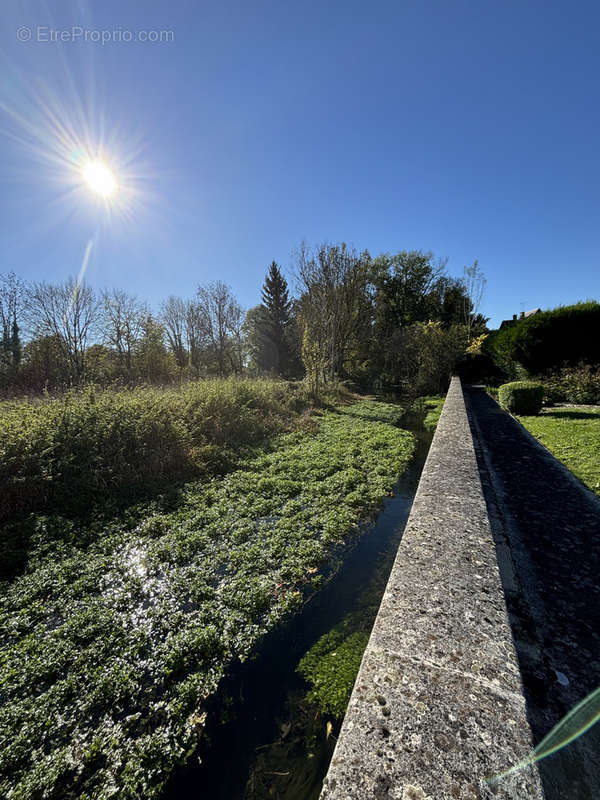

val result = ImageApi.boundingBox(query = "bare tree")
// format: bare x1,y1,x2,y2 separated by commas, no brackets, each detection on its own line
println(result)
462,260,486,340
135,314,173,383
227,301,245,374
185,300,204,372
26,278,98,382
295,242,369,382
101,288,146,374
196,282,244,376
161,296,188,368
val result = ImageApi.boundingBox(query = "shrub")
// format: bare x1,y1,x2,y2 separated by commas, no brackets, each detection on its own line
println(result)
498,381,545,415
541,364,600,405
455,351,506,385
0,378,349,523
392,322,468,395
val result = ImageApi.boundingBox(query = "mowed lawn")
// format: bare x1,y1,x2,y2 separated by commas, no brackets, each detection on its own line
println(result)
518,407,600,495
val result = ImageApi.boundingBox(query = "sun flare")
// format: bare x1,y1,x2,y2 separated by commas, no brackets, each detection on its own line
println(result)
82,160,118,198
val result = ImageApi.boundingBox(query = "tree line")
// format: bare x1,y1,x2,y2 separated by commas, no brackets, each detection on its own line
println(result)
0,244,486,395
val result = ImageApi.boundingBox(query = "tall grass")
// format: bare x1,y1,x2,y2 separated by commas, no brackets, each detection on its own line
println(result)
0,378,350,521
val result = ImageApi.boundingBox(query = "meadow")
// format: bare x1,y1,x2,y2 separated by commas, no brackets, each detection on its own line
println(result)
0,379,416,799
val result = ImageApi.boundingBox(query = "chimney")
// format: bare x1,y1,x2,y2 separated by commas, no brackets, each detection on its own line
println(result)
513,314,517,321
520,311,525,319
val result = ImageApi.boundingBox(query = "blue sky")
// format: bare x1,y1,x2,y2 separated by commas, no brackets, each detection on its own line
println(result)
1,0,599,328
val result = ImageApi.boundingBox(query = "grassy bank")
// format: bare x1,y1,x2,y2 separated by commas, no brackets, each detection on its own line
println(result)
518,407,600,495
0,378,348,578
0,378,347,528
0,397,415,799
297,542,397,718
416,395,445,431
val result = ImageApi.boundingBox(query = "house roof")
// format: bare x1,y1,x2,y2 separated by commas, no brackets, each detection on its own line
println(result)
499,307,542,329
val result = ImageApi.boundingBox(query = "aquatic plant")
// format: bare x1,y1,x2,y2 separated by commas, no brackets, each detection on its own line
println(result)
0,399,415,799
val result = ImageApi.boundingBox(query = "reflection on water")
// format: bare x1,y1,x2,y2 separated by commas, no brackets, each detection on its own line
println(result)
163,404,432,800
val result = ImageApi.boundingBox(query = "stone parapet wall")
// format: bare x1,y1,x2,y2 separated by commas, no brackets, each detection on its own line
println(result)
320,377,543,800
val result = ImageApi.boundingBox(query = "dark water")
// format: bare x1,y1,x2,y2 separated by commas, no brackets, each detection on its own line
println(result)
163,406,432,800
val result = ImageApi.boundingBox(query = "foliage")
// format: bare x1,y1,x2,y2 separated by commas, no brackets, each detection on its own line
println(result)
456,349,506,385
295,435,434,720
1,246,485,394
0,379,325,526
484,302,600,377
103,289,147,377
195,282,244,376
498,381,544,415
254,262,299,377
457,327,497,385
298,626,369,717
540,363,600,405
135,316,177,384
296,242,370,383
414,395,445,431
301,321,329,398
17,334,70,392
161,296,188,369
0,398,415,799
389,321,467,394
466,333,488,355
518,407,600,494
0,272,23,386
25,278,98,382
244,266,302,379
372,250,453,329
366,250,485,386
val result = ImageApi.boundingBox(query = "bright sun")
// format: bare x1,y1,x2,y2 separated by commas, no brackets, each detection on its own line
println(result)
82,160,118,198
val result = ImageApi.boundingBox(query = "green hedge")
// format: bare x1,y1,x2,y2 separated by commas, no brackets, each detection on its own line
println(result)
498,381,544,415
483,301,600,377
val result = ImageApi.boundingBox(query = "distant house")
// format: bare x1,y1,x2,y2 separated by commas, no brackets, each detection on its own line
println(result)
499,308,542,329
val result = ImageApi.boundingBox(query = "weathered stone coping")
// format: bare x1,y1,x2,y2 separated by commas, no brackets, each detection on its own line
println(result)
320,377,543,800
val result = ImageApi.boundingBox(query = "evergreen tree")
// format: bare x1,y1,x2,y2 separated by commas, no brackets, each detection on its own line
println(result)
11,318,21,368
257,262,294,375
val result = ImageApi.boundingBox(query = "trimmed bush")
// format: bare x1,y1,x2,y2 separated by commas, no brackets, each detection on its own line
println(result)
483,301,600,377
498,381,544,415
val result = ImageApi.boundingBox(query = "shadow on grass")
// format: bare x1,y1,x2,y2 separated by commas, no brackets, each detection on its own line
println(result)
541,410,600,421
0,481,188,582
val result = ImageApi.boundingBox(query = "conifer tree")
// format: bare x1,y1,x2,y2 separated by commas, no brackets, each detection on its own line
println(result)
258,262,293,375
11,318,21,368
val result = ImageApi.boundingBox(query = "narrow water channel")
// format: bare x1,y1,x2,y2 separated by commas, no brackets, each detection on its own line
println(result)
163,405,432,800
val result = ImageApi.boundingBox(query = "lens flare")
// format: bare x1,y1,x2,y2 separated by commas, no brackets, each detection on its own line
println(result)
486,685,600,785
0,62,158,233
0,52,171,269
